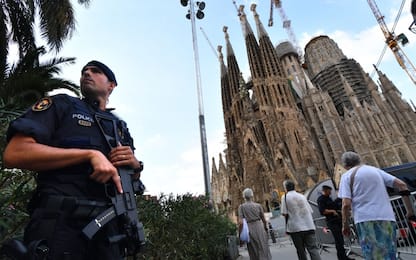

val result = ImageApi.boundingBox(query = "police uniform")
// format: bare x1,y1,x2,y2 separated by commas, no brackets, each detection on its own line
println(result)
317,192,350,260
7,94,135,259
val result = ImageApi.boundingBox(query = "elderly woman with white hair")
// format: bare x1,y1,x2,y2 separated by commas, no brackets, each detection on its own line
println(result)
238,188,272,260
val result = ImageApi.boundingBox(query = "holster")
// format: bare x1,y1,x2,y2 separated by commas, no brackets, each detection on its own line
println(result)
0,239,48,260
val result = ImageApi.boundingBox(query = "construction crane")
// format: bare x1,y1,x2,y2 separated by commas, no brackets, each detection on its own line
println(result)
268,0,304,64
231,0,241,16
367,0,416,85
200,27,218,59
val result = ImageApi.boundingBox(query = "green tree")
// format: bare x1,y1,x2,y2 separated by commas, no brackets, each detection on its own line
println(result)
0,47,81,242
1,0,91,56
1,46,80,116
0,0,91,87
137,194,237,259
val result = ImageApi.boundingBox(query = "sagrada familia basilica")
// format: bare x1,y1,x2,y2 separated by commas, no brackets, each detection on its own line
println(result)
210,5,416,220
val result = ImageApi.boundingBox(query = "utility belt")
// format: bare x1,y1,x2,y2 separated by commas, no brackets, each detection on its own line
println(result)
36,194,110,219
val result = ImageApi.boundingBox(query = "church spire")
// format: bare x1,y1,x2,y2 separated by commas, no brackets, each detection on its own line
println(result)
251,3,268,39
238,5,254,38
238,5,264,80
218,45,231,113
223,26,243,102
250,3,284,79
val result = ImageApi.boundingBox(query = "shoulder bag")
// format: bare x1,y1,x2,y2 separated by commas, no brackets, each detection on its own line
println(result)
349,165,362,197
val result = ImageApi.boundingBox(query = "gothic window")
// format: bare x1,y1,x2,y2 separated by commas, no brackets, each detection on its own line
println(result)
296,150,302,163
294,131,300,144
231,117,236,133
277,158,283,168
398,149,409,163
273,85,280,106
262,86,269,105
258,120,269,145
267,88,272,105
247,139,256,155
253,127,260,143
238,101,243,118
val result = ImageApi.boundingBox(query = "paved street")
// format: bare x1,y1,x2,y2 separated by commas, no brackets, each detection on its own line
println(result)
234,216,416,259
236,236,416,260
236,236,358,260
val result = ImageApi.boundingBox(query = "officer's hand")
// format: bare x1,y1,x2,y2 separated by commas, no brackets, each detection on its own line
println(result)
89,150,123,193
109,145,138,167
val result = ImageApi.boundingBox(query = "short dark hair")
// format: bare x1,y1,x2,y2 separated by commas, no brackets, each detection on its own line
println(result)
283,180,295,191
322,185,332,191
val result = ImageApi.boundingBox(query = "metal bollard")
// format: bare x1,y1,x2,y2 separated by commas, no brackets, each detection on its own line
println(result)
268,223,276,243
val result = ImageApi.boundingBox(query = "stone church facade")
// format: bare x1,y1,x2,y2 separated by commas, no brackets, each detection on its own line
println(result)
211,4,416,221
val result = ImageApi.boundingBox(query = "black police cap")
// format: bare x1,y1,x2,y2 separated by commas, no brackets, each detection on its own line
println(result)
82,60,117,86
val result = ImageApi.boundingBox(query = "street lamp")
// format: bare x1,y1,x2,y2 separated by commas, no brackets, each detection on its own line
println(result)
180,0,211,198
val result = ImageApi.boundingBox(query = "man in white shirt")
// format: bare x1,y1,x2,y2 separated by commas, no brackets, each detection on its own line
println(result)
338,151,414,259
281,180,321,260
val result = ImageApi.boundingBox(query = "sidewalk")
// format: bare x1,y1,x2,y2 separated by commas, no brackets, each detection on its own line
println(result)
236,236,361,260
236,237,415,260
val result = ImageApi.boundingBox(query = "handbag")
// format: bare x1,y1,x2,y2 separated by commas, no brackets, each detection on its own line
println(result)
239,218,250,243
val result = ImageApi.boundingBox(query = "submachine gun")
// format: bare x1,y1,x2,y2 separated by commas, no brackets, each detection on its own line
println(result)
82,113,146,256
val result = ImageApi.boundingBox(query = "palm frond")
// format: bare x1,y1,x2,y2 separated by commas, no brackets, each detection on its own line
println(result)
0,6,9,80
38,0,76,51
1,47,80,111
4,0,35,57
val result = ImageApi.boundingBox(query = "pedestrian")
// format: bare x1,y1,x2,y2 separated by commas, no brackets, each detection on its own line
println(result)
338,151,415,260
317,185,354,260
3,60,144,259
238,188,272,260
281,180,321,260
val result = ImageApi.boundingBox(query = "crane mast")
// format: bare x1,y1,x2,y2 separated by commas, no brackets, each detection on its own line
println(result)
367,0,416,85
268,0,303,63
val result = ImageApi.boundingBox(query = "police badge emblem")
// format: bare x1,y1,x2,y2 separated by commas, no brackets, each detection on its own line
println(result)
32,97,52,111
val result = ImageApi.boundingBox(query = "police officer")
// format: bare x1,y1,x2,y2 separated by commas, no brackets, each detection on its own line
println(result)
317,185,353,260
3,60,143,259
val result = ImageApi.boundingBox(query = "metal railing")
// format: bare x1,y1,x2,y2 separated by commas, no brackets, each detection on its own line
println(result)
311,191,416,257
391,192,416,256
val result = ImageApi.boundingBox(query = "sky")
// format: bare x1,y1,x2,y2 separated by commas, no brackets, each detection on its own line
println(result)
19,0,416,196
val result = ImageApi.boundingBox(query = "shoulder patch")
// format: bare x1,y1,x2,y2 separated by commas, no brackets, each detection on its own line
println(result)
32,97,52,112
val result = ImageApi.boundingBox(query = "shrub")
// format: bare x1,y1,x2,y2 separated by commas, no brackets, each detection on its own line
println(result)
137,194,237,259
0,169,34,244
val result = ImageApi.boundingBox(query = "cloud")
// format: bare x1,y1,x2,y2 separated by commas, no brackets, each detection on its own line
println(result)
141,126,227,196
142,147,206,196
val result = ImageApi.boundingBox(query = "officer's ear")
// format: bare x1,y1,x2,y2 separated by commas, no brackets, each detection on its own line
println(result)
108,81,116,94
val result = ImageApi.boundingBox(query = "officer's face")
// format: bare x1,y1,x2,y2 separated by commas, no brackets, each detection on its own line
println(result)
323,189,331,196
80,66,115,98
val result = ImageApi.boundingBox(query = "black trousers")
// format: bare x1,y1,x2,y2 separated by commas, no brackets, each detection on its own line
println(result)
327,218,348,260
24,208,123,260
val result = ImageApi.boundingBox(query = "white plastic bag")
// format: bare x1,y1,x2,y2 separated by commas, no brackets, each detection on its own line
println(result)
239,218,250,243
